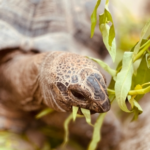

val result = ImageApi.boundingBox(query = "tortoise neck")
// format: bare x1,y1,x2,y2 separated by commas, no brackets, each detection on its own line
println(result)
0,50,49,112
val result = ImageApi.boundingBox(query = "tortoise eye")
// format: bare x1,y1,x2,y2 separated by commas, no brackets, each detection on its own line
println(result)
57,82,67,92
71,90,86,101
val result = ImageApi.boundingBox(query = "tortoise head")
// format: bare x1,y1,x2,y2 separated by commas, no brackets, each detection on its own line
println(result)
40,52,110,114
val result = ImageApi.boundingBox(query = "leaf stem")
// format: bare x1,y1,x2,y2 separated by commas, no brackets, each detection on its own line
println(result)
142,82,150,87
107,89,115,95
107,86,150,96
139,39,150,50
129,86,150,95
133,40,150,62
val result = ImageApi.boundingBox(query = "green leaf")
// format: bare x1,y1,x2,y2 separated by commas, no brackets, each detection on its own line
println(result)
36,108,53,119
105,0,109,6
133,39,150,64
146,53,150,68
63,114,73,145
129,84,142,109
108,95,115,103
99,1,116,62
90,0,102,37
105,9,115,46
87,57,117,77
88,113,106,150
132,55,150,100
81,108,92,126
132,39,148,75
133,20,150,57
72,106,78,121
108,60,123,92
115,52,134,112
99,19,116,62
132,100,143,121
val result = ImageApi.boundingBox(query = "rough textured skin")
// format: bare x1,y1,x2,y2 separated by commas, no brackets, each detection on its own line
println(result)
40,51,110,113
0,50,110,114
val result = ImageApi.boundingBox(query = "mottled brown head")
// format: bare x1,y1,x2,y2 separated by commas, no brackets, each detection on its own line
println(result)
40,51,110,114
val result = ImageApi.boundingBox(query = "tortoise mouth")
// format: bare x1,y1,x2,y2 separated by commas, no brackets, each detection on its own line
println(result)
76,107,97,115
67,96,110,115
70,105,104,116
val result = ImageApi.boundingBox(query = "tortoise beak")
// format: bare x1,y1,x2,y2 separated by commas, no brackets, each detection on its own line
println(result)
97,98,111,112
68,72,111,114
86,73,111,113
88,98,110,114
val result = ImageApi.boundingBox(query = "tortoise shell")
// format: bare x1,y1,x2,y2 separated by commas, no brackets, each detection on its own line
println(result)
0,0,104,55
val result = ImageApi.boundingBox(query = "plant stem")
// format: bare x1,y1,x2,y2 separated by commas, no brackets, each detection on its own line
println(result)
139,39,150,50
133,40,150,62
107,89,115,94
107,86,150,96
142,82,150,87
129,86,150,95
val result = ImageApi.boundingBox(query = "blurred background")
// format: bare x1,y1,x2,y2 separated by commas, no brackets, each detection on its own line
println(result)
0,0,150,150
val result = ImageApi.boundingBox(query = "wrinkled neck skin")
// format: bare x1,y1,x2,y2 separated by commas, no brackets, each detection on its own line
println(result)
0,50,71,113
0,50,50,112
39,52,66,112
0,50,51,132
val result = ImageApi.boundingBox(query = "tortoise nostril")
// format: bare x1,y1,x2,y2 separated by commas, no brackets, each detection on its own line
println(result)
71,90,86,101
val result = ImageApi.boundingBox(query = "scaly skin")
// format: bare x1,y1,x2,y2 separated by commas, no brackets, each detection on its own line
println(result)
0,50,110,114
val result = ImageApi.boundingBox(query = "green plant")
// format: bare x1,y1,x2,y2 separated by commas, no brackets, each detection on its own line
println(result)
36,1,150,149
87,0,150,149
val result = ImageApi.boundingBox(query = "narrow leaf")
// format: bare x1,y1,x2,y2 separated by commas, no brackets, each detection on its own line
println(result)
36,108,53,119
91,0,102,37
132,100,143,121
133,20,150,56
87,57,116,77
115,52,134,112
105,9,115,46
105,0,109,7
129,84,143,121
133,39,149,74
99,17,116,62
81,108,92,126
98,0,116,62
63,114,73,145
72,106,78,121
129,84,142,108
88,113,106,150
132,55,150,100
146,53,150,68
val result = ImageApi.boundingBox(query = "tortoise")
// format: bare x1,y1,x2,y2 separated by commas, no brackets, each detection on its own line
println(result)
0,0,119,149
